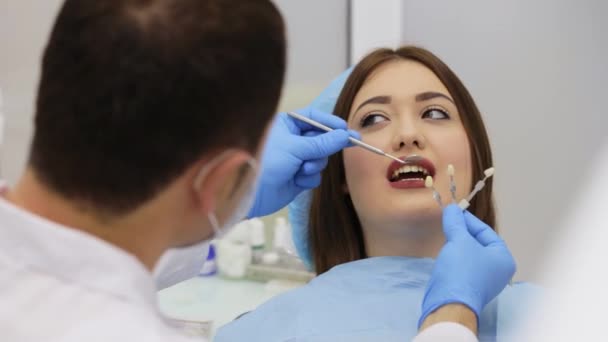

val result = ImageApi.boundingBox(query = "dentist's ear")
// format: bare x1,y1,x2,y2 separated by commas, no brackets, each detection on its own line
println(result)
191,149,253,216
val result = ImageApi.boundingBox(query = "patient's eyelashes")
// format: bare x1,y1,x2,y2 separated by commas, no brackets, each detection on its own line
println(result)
422,106,450,120
360,112,389,127
358,105,450,129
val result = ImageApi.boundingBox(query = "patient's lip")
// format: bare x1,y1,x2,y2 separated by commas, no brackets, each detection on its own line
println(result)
386,156,436,189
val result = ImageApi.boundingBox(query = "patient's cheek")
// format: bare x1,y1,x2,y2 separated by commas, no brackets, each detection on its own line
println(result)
437,132,472,195
343,149,378,183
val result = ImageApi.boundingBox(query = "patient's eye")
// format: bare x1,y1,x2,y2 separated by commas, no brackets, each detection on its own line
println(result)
422,107,450,120
360,113,389,127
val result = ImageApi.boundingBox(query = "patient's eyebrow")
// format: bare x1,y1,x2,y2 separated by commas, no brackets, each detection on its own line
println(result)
355,95,392,112
415,91,454,104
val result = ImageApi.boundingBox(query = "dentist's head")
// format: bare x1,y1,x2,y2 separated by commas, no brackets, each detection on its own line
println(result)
9,0,286,280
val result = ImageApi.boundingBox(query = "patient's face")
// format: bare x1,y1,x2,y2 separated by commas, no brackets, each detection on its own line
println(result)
343,60,472,227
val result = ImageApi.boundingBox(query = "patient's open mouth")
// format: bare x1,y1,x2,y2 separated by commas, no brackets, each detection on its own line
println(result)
386,156,436,189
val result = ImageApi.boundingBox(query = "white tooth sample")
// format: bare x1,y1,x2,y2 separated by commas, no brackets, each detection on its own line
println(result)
425,176,433,188
484,167,495,178
459,199,470,210
448,164,455,176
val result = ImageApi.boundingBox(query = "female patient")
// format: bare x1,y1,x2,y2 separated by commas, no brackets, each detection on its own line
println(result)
216,46,538,341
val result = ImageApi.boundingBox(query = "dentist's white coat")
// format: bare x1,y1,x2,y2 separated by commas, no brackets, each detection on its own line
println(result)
0,195,203,342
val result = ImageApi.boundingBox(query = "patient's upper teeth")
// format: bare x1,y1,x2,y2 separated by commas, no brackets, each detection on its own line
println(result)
390,163,433,180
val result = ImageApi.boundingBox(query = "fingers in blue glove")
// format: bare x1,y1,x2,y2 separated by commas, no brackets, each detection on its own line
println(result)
294,173,321,189
441,204,468,242
292,129,352,161
302,130,319,138
301,158,329,176
463,211,505,247
347,129,361,142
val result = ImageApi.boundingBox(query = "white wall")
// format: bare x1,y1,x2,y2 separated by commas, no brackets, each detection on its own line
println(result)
394,0,606,282
0,0,64,184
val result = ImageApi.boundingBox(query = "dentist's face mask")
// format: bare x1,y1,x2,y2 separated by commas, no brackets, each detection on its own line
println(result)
154,151,259,289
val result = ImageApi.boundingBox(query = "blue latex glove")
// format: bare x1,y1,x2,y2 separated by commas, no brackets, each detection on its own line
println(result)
419,204,516,328
286,68,353,268
248,107,360,218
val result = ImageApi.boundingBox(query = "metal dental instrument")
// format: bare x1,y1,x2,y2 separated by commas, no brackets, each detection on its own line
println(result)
286,111,406,164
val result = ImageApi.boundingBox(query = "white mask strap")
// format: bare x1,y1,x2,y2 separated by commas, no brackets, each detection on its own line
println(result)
194,150,257,239
208,211,224,239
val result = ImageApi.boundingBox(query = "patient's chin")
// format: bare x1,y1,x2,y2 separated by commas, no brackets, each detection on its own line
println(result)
352,194,442,230
372,206,442,230
393,199,441,220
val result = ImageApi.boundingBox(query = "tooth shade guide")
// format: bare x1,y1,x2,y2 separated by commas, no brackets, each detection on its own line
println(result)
425,176,433,188
461,166,495,209
459,199,470,210
484,167,495,178
447,164,455,176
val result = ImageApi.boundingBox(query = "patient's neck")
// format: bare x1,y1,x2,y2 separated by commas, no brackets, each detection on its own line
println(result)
362,216,445,258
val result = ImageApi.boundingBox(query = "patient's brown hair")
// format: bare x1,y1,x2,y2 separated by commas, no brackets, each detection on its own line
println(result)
309,46,495,274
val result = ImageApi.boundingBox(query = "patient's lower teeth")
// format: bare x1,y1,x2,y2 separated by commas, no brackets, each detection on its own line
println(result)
394,171,425,181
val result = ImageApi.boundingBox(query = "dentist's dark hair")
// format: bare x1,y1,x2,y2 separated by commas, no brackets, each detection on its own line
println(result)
29,0,285,216
308,46,496,274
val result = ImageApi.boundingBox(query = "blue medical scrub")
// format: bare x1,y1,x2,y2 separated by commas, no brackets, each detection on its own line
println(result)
215,256,539,342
